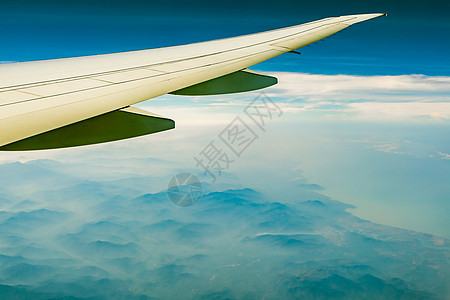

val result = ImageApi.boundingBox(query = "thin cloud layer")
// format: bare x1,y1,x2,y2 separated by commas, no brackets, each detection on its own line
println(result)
264,72,450,121
269,73,450,101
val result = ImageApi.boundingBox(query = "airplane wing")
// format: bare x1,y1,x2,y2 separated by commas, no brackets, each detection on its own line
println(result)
0,13,385,150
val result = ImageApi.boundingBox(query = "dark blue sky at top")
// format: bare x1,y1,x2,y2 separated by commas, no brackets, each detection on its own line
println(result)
0,0,449,75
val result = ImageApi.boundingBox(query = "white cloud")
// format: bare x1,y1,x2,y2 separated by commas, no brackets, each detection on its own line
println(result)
437,151,450,160
1,71,447,165
263,72,450,121
267,72,450,102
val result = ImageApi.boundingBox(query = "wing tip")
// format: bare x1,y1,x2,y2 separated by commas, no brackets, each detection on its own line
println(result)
339,13,387,25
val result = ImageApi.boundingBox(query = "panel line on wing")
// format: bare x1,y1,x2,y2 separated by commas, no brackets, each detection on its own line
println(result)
0,49,278,108
0,50,278,109
0,20,347,92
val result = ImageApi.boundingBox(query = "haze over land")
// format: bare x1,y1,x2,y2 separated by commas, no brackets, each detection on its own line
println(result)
0,155,448,299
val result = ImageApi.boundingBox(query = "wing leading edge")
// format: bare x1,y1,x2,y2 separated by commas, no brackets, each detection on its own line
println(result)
0,13,385,150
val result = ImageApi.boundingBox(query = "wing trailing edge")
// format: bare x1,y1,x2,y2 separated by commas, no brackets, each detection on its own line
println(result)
0,107,174,151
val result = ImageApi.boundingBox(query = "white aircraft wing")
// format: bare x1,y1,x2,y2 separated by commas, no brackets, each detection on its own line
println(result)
0,13,385,150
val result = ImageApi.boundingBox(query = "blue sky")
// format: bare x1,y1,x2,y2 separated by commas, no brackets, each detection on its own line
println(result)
1,0,449,75
0,1,449,299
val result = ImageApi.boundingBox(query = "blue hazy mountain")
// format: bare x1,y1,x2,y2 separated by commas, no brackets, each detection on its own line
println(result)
0,159,448,299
